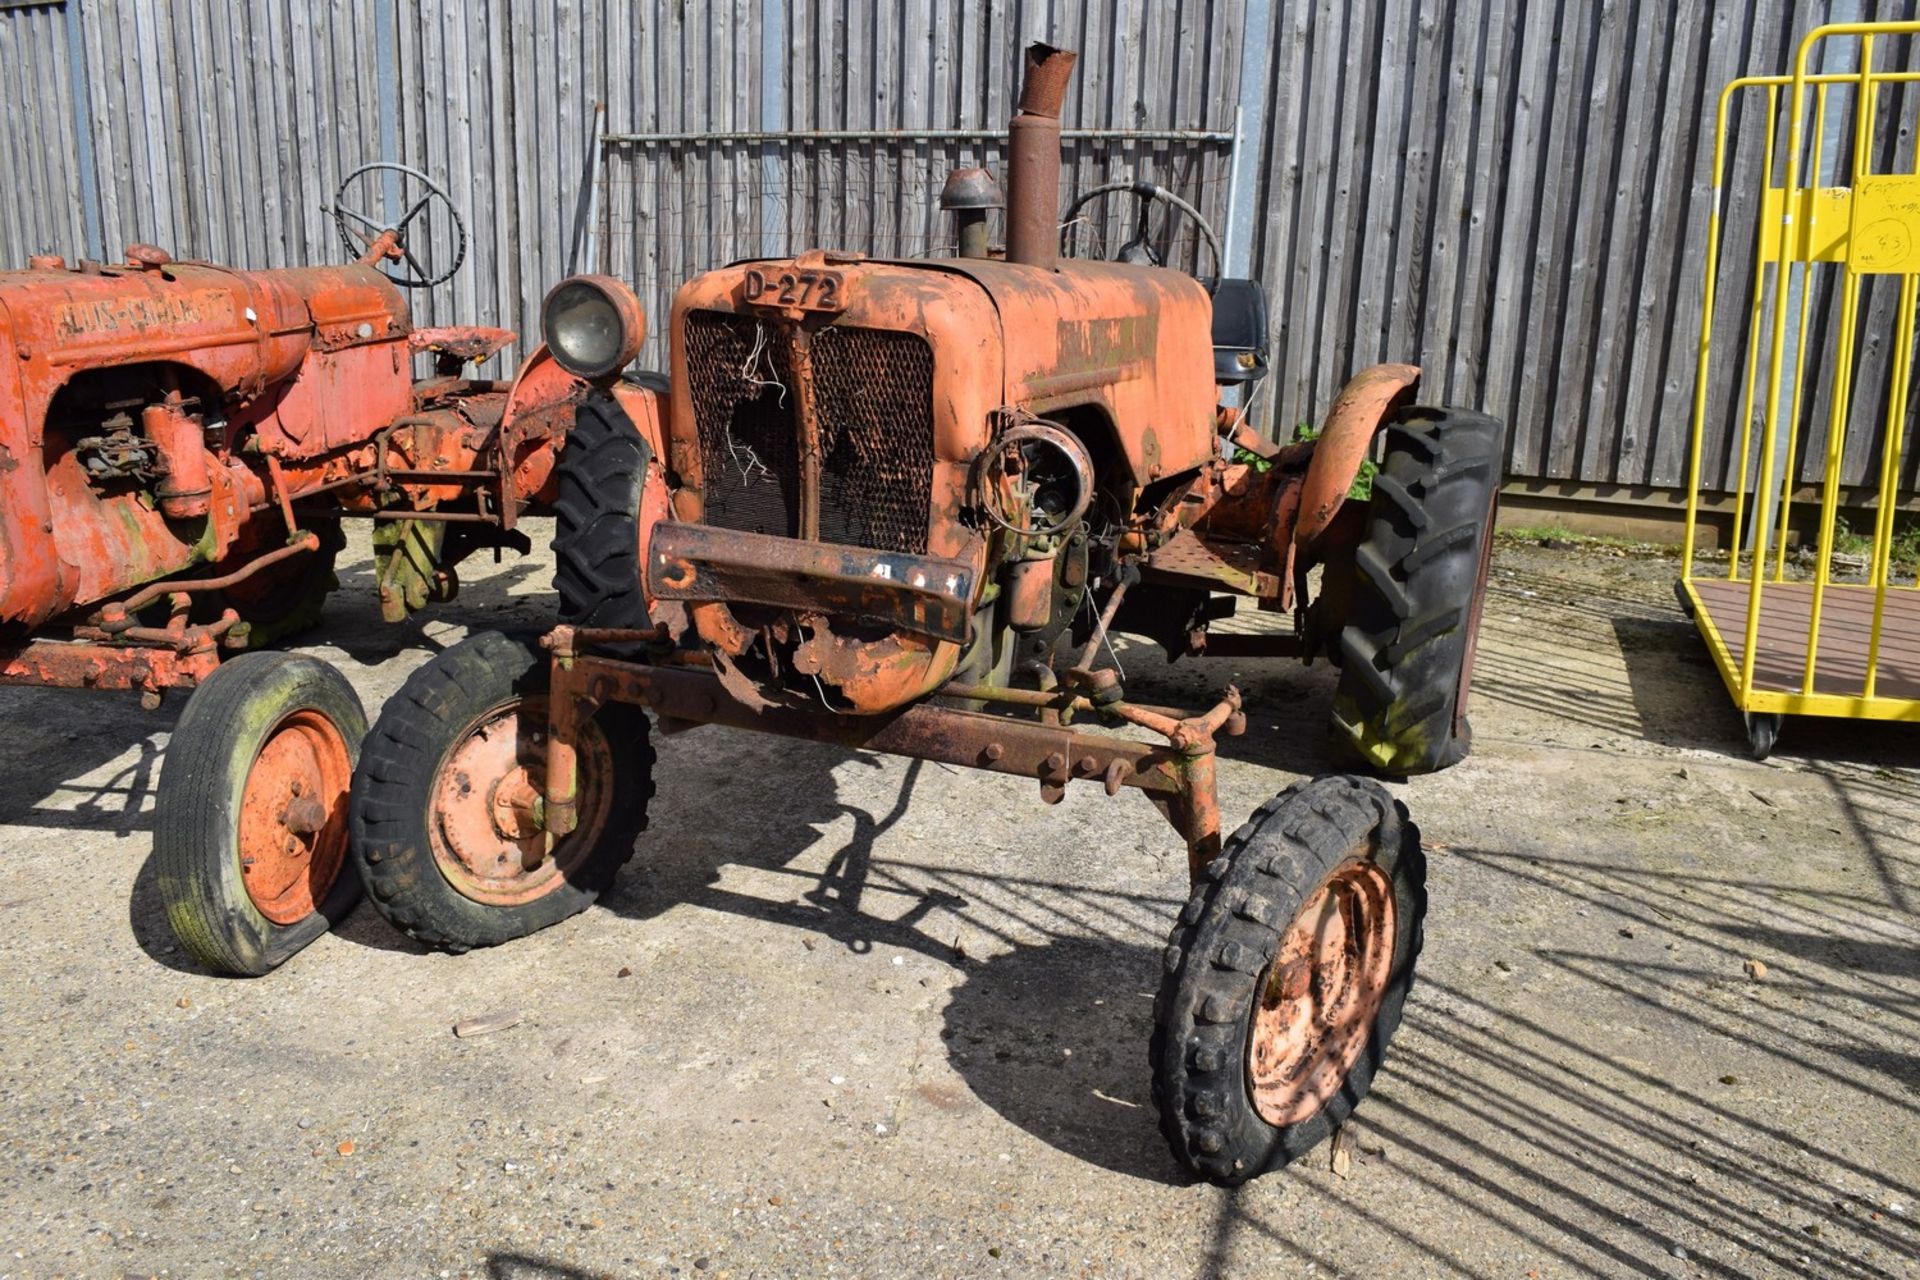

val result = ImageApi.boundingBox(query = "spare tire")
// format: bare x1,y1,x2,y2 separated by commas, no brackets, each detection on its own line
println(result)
1327,406,1505,775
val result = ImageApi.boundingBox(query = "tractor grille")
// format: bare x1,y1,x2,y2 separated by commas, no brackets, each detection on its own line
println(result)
683,310,935,555
684,311,801,541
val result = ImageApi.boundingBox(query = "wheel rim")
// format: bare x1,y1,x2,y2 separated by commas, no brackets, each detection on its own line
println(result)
1247,854,1398,1127
237,709,353,926
428,696,616,907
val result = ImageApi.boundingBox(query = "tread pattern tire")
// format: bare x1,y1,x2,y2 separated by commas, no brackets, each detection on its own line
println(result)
553,393,654,635
1149,775,1426,1185
1330,406,1505,775
347,630,654,953
154,651,367,976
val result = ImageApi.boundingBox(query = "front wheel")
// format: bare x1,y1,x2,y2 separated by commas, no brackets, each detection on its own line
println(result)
1150,775,1425,1184
154,652,367,976
348,630,654,952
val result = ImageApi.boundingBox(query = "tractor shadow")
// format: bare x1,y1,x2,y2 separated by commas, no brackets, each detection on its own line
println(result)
0,686,224,976
940,931,1183,1182
587,724,1194,1183
316,543,555,667
0,685,172,840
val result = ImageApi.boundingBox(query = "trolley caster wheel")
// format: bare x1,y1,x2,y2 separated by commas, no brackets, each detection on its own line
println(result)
348,631,655,952
154,652,367,976
1150,775,1425,1185
1744,712,1783,761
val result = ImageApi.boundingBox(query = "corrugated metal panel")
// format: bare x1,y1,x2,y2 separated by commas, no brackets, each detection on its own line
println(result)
0,0,1906,491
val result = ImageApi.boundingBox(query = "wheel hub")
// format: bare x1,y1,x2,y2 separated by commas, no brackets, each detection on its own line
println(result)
431,697,615,906
1247,854,1397,1127
237,711,352,926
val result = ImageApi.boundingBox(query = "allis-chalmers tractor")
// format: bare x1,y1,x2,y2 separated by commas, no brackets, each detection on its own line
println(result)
343,46,1503,1184
0,166,617,977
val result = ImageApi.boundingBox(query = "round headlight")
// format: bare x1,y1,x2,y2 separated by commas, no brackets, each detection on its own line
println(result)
540,274,646,378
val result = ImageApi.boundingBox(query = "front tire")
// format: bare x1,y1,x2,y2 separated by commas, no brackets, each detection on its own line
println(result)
553,393,653,633
1328,406,1504,775
154,652,366,976
1150,775,1425,1185
348,630,654,952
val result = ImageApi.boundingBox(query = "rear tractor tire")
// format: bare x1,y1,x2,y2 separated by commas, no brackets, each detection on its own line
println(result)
1328,406,1505,775
1150,775,1425,1185
154,652,366,976
348,630,654,952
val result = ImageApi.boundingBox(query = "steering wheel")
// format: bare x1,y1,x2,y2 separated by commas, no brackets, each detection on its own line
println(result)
329,162,468,289
1060,179,1221,278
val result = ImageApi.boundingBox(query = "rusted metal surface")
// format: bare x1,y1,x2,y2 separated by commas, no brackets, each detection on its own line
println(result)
0,637,220,694
431,694,615,906
114,530,321,617
236,709,352,926
1187,630,1305,660
647,521,976,644
1295,363,1421,552
409,325,515,375
1144,528,1279,598
539,640,1234,868
1006,43,1078,270
0,236,629,703
1248,855,1397,1126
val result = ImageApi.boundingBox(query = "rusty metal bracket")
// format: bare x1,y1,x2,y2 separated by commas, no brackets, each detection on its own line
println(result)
538,628,1236,875
647,521,977,644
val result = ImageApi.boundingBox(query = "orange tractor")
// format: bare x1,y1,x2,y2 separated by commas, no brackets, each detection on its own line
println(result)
0,166,626,976
338,46,1502,1183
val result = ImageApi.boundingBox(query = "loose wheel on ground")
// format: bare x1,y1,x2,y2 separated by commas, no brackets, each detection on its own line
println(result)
154,651,367,976
1150,774,1426,1185
348,630,654,952
1327,406,1505,775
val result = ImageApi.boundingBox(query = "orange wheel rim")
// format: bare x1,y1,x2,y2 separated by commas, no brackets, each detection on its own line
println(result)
1247,854,1397,1127
428,697,616,907
237,709,353,926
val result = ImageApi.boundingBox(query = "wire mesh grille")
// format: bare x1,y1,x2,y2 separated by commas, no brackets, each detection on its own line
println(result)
684,310,800,540
812,326,936,555
682,310,936,556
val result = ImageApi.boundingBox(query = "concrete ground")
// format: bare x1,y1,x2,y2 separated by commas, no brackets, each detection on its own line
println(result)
0,526,1915,1279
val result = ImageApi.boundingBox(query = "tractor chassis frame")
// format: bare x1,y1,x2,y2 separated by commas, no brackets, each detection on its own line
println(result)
537,625,1246,879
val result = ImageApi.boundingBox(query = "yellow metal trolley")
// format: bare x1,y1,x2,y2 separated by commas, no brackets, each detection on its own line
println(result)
1683,22,1920,759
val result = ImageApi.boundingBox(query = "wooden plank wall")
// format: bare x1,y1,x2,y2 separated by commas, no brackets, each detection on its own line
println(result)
0,0,1912,492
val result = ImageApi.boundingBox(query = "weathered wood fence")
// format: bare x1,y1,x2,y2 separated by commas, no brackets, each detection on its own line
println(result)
1,0,1915,496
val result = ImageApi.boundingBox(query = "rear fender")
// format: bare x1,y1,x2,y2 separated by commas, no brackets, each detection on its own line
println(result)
1293,363,1420,553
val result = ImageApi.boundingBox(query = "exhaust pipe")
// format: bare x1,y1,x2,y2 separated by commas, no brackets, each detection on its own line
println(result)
1006,42,1077,270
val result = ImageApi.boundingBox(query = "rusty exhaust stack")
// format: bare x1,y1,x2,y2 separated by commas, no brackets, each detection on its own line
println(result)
1006,42,1077,270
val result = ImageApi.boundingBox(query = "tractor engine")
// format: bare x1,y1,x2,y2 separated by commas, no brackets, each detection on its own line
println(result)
642,45,1222,716
0,249,413,630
